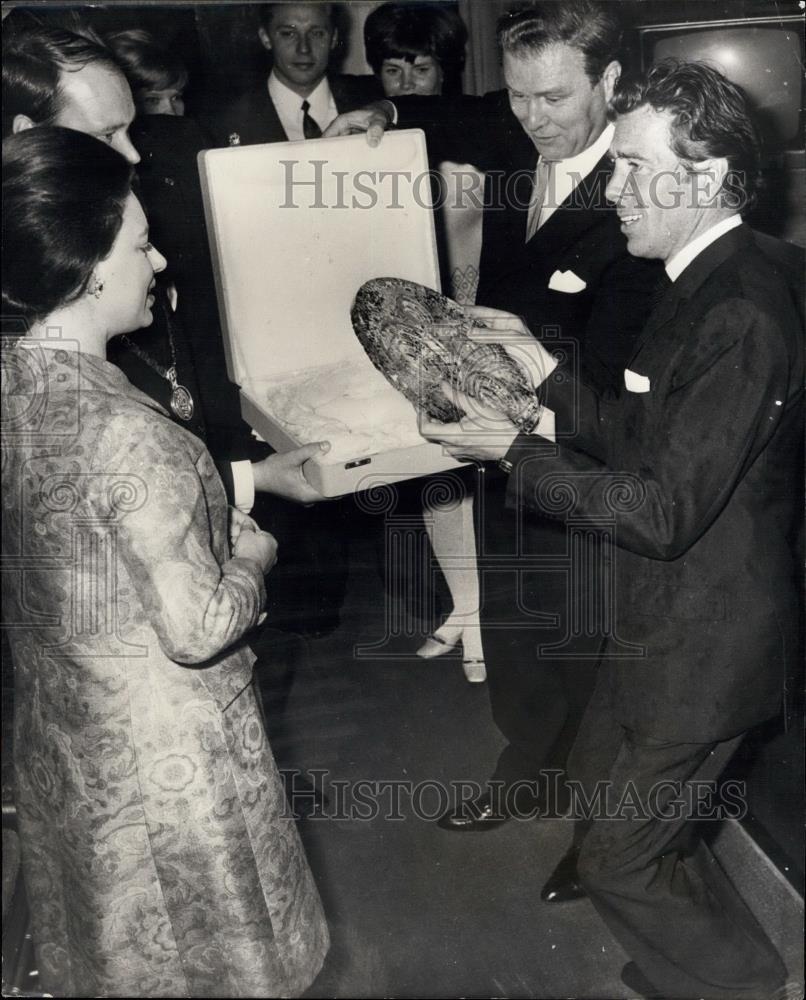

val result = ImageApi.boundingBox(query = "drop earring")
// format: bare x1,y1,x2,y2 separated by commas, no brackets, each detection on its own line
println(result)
87,273,104,299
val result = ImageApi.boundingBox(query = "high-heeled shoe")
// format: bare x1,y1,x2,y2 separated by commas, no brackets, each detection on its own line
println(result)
461,658,487,683
416,625,487,683
416,624,463,659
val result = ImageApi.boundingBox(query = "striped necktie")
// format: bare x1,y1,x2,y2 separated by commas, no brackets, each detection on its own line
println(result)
301,100,322,140
526,158,555,242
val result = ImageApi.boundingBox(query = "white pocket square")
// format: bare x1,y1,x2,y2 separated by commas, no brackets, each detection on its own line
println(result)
548,269,587,293
624,368,651,393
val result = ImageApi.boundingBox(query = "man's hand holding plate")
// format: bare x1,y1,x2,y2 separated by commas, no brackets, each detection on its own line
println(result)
421,381,519,463
464,305,559,388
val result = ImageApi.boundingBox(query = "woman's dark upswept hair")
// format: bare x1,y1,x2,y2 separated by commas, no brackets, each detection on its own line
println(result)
364,3,468,87
610,59,762,212
2,126,133,324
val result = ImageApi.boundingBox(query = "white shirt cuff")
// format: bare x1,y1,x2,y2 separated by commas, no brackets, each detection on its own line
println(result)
533,406,556,443
232,460,255,513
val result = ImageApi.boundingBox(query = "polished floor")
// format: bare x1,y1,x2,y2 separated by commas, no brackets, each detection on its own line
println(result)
2,497,802,999
259,578,635,999
254,503,803,999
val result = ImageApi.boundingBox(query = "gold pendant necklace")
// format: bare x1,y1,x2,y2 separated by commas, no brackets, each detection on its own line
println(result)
120,325,195,422
166,365,195,421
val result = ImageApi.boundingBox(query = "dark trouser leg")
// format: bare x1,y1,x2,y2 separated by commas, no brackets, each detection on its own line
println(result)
479,475,599,809
254,493,349,632
484,622,598,811
565,668,625,848
570,684,787,998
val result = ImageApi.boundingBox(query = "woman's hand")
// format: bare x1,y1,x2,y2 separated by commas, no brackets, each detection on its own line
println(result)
229,507,261,549
233,526,278,575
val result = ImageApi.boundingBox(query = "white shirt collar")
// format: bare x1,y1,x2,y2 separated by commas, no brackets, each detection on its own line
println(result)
537,123,614,225
267,72,336,141
665,214,742,282
546,121,615,178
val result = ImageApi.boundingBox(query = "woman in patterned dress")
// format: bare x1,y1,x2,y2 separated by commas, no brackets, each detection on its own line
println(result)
1,126,328,998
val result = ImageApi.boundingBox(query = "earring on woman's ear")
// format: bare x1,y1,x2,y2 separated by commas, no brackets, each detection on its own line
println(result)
87,273,104,299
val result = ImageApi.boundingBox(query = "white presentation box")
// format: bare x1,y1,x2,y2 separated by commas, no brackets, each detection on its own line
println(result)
198,130,465,497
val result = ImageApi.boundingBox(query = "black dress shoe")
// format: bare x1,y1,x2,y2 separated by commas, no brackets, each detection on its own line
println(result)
620,962,663,999
540,846,587,903
436,792,511,831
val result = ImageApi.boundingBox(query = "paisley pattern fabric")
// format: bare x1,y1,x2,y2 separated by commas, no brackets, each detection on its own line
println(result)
1,342,328,998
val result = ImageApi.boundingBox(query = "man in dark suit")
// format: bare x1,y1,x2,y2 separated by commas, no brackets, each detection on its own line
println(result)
424,60,801,1000
205,2,381,148
328,1,665,853
328,2,662,392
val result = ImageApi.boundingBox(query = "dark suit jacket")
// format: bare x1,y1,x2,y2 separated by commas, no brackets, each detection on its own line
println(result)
505,224,804,742
109,113,269,503
395,91,666,393
204,74,383,148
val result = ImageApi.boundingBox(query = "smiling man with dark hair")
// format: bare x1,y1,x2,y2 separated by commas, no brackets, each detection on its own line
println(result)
422,59,802,999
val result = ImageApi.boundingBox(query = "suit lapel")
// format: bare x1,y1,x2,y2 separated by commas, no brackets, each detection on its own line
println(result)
525,156,611,255
627,223,754,364
246,86,287,143
330,75,348,114
627,281,681,363
262,88,288,142
672,223,752,303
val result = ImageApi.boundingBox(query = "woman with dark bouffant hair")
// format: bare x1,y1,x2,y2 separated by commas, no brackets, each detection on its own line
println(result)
364,2,467,97
107,28,188,116
1,126,328,998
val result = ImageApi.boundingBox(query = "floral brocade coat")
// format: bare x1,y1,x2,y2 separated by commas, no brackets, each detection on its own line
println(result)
1,342,328,998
